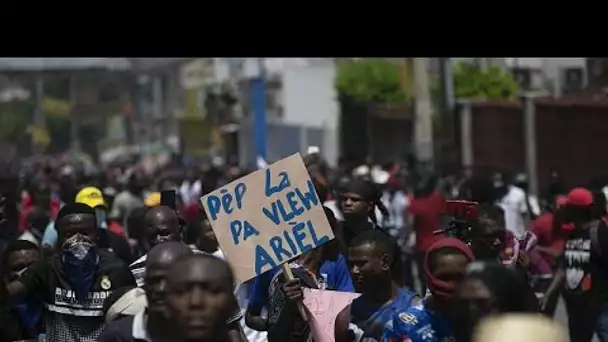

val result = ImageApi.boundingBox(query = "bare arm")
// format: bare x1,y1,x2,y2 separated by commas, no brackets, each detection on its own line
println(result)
3,260,47,302
541,268,565,311
334,305,351,342
226,321,247,342
245,304,267,332
535,245,562,259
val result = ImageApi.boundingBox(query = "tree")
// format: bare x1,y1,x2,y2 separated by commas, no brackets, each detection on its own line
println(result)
0,100,34,140
335,59,408,104
453,61,519,100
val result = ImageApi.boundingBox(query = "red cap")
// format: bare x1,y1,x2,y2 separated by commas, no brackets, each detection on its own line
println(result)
567,188,594,207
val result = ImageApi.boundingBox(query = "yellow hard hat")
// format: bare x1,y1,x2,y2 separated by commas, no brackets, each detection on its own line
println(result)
75,186,106,208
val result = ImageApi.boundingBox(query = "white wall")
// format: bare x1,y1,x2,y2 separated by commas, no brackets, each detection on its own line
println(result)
281,59,340,166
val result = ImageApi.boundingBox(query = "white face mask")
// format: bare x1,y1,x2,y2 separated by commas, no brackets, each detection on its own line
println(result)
62,234,95,260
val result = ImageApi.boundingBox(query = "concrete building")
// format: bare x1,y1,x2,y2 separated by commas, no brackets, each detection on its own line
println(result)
127,58,340,167
224,58,340,167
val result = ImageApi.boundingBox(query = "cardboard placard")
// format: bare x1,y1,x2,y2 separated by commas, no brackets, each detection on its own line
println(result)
200,153,334,283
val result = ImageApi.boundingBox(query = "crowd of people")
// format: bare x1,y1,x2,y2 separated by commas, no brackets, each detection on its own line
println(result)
0,151,606,342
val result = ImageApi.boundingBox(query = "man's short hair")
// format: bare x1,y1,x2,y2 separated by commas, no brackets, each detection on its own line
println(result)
350,229,394,258
2,240,39,270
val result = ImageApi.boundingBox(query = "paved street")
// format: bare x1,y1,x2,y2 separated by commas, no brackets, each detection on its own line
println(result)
554,298,598,342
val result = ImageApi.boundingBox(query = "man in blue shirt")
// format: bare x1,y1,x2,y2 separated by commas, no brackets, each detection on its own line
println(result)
245,242,353,342
336,230,419,342
248,252,354,305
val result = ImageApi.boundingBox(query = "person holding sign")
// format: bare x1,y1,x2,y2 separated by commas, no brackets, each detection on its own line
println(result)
200,154,336,283
335,230,420,342
246,238,353,342
201,154,342,341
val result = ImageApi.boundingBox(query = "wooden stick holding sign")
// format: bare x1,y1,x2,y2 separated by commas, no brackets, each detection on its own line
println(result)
281,263,308,321
200,154,335,320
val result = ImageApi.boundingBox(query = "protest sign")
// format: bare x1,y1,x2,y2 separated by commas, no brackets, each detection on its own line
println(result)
302,288,361,342
200,153,335,283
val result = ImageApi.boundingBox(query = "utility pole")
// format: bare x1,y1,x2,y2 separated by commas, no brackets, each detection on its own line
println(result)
252,58,267,161
522,92,539,196
69,74,80,151
33,74,45,154
152,74,164,147
412,58,434,168
440,58,455,114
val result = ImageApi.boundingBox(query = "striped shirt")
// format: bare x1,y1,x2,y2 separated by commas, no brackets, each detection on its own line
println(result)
129,244,206,287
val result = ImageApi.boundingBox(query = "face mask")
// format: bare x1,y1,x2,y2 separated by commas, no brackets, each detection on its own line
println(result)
62,234,98,300
62,234,95,260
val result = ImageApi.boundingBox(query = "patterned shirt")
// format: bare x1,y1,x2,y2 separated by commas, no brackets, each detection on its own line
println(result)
349,288,418,342
382,300,455,342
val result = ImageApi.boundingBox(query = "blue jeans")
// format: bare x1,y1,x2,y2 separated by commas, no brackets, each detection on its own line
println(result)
597,310,608,342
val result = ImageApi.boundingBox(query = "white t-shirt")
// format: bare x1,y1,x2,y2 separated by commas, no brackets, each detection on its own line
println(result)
213,249,268,342
179,180,202,205
323,200,343,222
499,186,540,239
378,190,409,230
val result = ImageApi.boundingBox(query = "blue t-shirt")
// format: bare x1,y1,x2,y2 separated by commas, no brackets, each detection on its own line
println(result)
41,221,57,247
382,300,455,342
350,288,418,342
249,254,354,307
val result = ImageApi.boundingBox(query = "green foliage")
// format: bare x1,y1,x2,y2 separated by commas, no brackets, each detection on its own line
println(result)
0,100,34,140
453,62,519,100
335,59,408,104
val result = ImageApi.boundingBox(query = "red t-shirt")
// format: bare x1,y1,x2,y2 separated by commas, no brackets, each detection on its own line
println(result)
19,197,61,233
531,212,564,266
407,192,446,252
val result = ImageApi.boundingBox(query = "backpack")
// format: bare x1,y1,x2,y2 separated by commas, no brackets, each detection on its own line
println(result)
588,217,607,257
